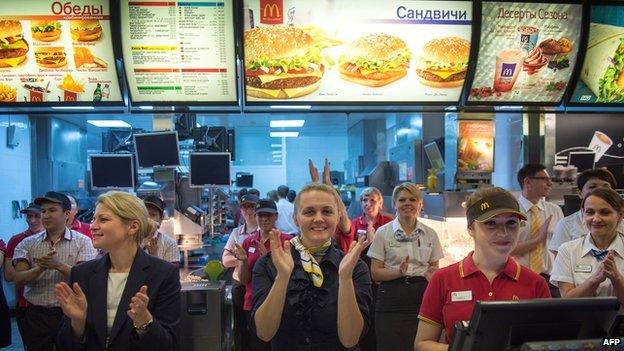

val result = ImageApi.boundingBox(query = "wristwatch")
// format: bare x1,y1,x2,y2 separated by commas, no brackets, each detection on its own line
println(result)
134,318,153,331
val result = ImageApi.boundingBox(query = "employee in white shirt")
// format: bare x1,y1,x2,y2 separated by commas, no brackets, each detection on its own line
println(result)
275,185,299,235
549,168,623,255
368,182,443,351
551,188,624,306
511,164,564,297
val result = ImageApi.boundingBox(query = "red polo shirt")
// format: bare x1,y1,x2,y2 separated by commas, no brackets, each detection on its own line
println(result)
71,219,92,239
418,252,551,342
335,213,393,252
5,228,37,308
242,230,292,311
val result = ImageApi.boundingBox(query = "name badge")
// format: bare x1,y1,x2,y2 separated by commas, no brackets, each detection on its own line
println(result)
248,247,256,254
451,290,473,302
389,242,402,248
574,264,592,273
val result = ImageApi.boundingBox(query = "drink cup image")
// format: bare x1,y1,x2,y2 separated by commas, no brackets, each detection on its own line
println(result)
518,26,539,52
493,49,525,92
589,131,613,161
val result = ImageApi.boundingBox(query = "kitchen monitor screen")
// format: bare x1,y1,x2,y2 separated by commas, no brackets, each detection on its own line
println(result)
134,131,181,168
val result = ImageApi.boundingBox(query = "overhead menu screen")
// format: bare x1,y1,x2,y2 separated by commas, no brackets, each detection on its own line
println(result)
467,1,582,104
121,0,237,103
242,0,473,103
570,5,624,105
0,0,122,104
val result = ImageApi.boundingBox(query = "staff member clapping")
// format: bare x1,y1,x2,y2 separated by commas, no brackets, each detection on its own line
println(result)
55,191,180,350
252,183,372,350
367,183,443,351
551,188,624,305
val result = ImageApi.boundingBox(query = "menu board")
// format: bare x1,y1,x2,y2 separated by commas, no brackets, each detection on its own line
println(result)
457,120,495,173
467,2,582,104
242,0,472,103
0,0,121,104
121,0,237,103
570,5,624,105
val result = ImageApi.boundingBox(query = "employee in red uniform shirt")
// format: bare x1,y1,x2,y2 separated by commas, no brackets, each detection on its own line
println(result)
4,202,44,341
66,194,92,239
0,239,10,348
415,187,551,350
234,199,291,351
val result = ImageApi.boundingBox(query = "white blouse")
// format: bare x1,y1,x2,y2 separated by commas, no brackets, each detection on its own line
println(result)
107,273,129,332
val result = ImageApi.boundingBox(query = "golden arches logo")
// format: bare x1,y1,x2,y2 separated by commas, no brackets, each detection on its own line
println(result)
263,3,280,18
480,202,490,211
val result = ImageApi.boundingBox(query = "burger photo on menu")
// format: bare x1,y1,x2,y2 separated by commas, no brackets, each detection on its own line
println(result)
34,47,66,68
0,20,28,68
244,25,324,99
70,19,102,42
30,20,61,42
416,37,470,88
338,33,411,87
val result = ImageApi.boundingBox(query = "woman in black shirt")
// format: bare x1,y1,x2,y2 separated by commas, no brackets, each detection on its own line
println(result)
251,183,372,350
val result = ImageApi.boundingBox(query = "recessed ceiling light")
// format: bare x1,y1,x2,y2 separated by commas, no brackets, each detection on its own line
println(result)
270,131,299,137
270,120,305,128
87,120,131,128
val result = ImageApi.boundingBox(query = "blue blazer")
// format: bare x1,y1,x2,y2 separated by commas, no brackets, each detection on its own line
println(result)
56,248,180,351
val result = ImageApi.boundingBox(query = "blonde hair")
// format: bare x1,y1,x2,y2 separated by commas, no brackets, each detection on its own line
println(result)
294,183,341,214
97,191,157,245
360,187,383,202
392,182,422,204
464,187,514,210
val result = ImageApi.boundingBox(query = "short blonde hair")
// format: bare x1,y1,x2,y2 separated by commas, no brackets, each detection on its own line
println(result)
294,183,341,214
97,191,157,245
392,182,422,204
360,187,383,202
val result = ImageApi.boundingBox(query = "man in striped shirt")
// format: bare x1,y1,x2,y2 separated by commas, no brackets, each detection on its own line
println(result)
12,191,94,351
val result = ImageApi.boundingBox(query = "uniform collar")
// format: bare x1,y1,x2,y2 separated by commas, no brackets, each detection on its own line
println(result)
356,213,385,227
581,233,624,258
39,227,72,242
291,244,342,269
459,252,521,281
518,195,545,212
391,217,424,236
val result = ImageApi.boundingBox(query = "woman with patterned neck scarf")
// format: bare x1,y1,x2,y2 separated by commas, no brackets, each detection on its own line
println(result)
251,183,372,350
551,187,624,305
367,182,443,351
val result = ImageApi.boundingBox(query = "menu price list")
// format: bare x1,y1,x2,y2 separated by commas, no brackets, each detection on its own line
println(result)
123,1,236,102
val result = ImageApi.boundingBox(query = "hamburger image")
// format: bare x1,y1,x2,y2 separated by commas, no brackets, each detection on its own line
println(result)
70,19,102,42
34,46,66,68
244,25,324,99
416,37,470,88
31,20,61,42
0,20,28,68
339,33,411,87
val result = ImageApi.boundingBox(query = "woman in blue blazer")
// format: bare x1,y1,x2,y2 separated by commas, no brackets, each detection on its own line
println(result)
55,191,180,350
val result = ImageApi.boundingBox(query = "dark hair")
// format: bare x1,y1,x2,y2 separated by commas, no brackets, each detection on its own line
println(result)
277,185,289,198
248,188,260,197
287,189,296,203
582,188,624,214
517,164,547,189
577,169,617,190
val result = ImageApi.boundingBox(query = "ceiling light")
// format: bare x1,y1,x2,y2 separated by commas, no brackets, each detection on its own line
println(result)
270,131,299,137
87,120,131,128
270,120,305,128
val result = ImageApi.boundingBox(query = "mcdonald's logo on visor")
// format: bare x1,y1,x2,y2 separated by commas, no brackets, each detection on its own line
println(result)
260,0,283,24
480,202,490,211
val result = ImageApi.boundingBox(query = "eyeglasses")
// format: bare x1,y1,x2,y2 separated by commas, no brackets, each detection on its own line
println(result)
529,176,552,182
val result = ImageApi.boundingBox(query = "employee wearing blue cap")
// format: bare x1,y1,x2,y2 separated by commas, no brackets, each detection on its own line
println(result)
12,191,95,351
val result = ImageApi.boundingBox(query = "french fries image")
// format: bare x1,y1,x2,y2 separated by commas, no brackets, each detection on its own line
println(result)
0,83,17,102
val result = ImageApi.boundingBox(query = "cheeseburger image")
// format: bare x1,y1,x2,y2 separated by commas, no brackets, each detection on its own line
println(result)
244,25,324,99
0,20,28,68
34,46,67,68
70,19,102,41
31,20,62,42
339,33,411,87
416,37,470,88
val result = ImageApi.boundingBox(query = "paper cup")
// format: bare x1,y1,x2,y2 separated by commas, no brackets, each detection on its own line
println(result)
589,131,613,161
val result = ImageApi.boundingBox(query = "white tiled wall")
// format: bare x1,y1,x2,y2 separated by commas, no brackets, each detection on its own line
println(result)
0,115,31,243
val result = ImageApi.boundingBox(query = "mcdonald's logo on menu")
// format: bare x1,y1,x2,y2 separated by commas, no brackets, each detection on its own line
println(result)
260,0,283,24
